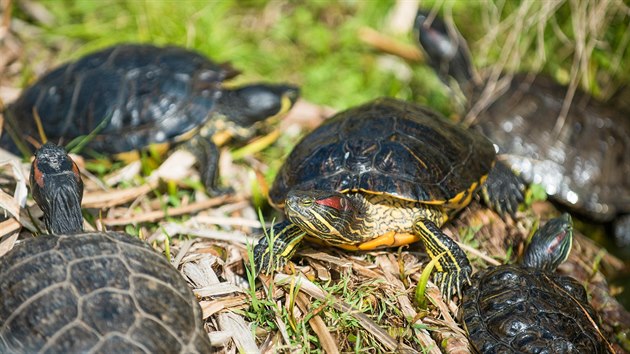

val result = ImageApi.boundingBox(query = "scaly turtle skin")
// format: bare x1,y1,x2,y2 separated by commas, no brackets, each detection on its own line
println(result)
415,11,630,245
0,143,213,353
2,44,299,195
462,214,614,353
254,97,521,298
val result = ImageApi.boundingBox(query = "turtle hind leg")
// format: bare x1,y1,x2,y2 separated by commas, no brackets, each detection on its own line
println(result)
254,220,306,274
183,134,233,196
482,161,525,219
414,218,472,299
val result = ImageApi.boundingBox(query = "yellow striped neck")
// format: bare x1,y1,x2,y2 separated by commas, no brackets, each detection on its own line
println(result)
285,191,447,246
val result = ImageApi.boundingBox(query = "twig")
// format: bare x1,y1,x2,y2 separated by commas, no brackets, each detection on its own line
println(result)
358,26,423,62
100,195,235,225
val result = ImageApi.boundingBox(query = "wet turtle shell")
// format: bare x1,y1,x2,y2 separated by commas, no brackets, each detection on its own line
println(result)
475,74,630,223
0,232,212,353
4,44,231,155
415,11,630,230
462,214,612,353
463,263,609,353
270,97,496,209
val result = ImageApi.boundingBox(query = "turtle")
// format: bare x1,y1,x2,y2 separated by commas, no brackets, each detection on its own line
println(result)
462,213,614,353
0,142,213,353
254,97,523,298
414,10,630,247
1,43,300,195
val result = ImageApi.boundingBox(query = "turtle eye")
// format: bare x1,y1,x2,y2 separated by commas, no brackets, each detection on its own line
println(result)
299,197,314,207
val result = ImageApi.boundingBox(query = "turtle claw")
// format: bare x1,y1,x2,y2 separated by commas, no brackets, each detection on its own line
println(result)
434,267,472,300
483,161,525,220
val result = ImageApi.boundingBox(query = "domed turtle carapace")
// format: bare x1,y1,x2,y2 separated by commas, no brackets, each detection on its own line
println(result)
415,10,630,246
0,143,213,353
2,44,300,195
462,213,614,353
254,97,522,299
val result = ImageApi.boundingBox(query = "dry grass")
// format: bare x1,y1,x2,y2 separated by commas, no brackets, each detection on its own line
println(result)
1,0,630,353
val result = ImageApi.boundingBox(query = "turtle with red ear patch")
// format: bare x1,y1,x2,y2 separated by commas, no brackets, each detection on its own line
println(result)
254,97,523,300
30,142,84,234
462,214,614,353
0,143,213,353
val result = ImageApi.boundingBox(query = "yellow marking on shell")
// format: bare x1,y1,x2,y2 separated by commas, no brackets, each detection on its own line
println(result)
402,143,428,170
445,173,488,209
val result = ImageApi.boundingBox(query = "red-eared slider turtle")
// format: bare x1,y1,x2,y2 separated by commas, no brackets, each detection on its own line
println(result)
254,97,522,298
0,143,213,353
415,11,630,246
2,44,299,195
462,213,614,353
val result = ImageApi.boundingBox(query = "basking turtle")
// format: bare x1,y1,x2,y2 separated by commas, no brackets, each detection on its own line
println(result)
0,143,213,353
2,44,300,195
254,97,521,298
415,11,630,245
462,213,614,353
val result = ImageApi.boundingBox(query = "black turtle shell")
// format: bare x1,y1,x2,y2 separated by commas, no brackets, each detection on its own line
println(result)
462,265,609,353
270,97,495,206
3,44,232,155
0,232,212,353
476,74,630,221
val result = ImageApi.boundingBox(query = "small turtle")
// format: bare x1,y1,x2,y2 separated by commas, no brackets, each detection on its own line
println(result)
462,213,614,353
2,44,300,195
415,11,630,246
0,143,213,353
254,97,522,298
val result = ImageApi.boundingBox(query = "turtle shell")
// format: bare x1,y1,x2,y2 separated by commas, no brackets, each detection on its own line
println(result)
3,44,233,155
0,232,212,353
462,265,609,353
270,97,496,207
476,74,630,221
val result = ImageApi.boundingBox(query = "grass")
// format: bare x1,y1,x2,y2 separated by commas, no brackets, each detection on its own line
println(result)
4,0,630,352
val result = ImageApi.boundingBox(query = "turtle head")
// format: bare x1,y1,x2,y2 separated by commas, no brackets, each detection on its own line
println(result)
217,83,300,127
284,190,358,243
414,10,475,87
30,143,84,235
520,213,573,271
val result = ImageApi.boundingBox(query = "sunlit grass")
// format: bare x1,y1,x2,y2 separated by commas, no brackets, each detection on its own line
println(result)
9,0,630,351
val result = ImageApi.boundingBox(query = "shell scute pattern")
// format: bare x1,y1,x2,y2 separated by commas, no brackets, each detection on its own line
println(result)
464,265,607,353
0,233,211,353
69,257,131,295
270,97,494,206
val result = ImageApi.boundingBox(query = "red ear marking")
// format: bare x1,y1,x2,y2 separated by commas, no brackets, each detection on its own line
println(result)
315,196,351,211
72,162,81,182
33,160,45,188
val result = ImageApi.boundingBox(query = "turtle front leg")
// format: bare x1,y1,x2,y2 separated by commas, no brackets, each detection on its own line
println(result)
183,135,232,196
413,219,472,299
481,161,525,219
254,220,306,274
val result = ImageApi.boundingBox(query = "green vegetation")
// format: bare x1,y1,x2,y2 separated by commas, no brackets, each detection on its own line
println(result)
7,0,630,352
